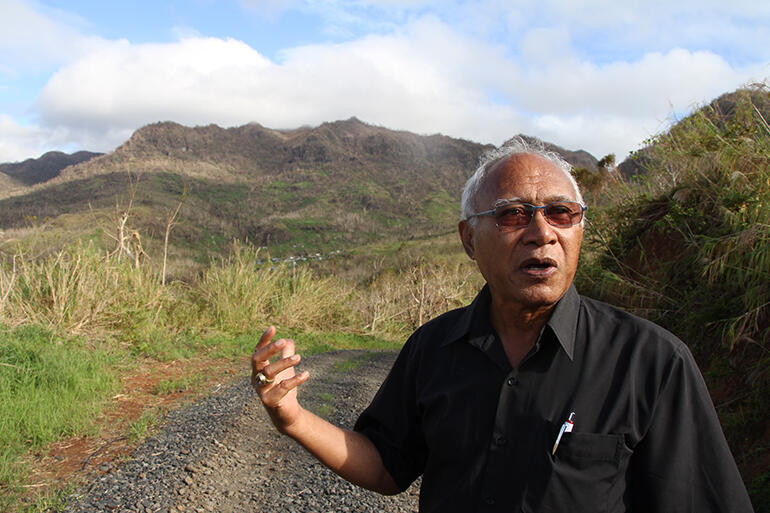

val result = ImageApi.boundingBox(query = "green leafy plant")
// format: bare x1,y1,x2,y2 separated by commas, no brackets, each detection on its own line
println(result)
576,85,770,501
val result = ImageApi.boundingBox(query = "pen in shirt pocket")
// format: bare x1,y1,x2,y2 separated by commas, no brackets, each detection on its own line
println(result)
552,412,575,455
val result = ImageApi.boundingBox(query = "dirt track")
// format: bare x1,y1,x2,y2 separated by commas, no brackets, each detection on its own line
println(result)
63,350,420,512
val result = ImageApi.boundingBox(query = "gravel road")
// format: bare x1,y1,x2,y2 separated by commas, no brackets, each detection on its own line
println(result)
63,350,420,513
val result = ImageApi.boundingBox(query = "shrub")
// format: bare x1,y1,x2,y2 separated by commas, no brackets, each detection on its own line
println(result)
576,85,769,491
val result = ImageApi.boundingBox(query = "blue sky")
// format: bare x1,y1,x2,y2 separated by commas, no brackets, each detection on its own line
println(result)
1,0,768,163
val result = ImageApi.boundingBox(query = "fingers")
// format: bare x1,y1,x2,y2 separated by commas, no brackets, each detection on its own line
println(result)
252,330,295,371
251,327,305,394
263,353,301,380
250,328,309,430
265,370,310,396
255,325,276,352
260,370,310,405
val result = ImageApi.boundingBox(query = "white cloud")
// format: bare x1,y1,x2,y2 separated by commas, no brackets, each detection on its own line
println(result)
33,18,522,153
0,114,50,162
518,48,754,116
507,47,764,157
510,0,770,64
531,113,663,160
32,14,764,163
2,0,768,163
37,37,273,129
0,0,105,71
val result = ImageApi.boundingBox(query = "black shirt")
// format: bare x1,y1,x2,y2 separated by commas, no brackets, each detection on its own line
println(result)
354,285,753,512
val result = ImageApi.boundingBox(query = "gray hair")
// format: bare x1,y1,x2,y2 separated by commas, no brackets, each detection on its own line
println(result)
460,136,584,224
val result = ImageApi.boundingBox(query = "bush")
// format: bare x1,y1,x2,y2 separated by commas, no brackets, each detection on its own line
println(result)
576,84,770,497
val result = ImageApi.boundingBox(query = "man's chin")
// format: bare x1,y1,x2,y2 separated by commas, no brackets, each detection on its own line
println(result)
509,284,566,309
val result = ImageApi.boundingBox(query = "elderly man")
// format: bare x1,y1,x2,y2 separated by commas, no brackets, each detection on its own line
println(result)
252,138,754,512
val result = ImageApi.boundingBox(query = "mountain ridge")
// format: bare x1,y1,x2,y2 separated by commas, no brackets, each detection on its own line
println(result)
0,118,599,258
0,150,102,188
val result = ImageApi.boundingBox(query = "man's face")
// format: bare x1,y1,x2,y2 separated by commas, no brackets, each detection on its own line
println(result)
460,154,583,310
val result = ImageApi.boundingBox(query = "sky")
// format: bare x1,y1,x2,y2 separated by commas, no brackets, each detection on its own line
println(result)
0,0,768,164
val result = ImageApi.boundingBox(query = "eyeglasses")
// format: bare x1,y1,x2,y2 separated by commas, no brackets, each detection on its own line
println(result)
466,200,586,231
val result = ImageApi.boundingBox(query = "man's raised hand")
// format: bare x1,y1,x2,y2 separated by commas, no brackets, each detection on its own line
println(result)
251,325,310,432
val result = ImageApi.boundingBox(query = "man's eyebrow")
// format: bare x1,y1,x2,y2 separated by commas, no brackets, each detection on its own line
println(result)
494,195,574,205
494,196,524,205
546,195,575,202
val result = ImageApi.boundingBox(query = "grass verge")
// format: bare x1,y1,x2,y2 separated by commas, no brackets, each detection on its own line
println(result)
0,324,117,510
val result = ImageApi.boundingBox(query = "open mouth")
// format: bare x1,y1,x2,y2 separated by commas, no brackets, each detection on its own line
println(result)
520,258,557,272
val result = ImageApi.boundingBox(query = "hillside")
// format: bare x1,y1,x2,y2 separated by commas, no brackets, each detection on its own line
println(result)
0,150,102,188
618,86,770,178
518,134,599,172
576,84,769,504
0,172,25,196
0,118,597,261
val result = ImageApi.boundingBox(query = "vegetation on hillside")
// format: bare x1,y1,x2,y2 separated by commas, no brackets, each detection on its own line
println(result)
0,118,492,263
575,84,770,507
0,118,604,268
0,151,102,187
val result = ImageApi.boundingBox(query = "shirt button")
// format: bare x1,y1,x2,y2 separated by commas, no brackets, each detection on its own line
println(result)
484,496,496,505
507,377,518,386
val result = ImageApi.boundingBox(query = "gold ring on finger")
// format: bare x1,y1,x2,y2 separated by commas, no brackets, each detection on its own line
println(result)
256,372,274,385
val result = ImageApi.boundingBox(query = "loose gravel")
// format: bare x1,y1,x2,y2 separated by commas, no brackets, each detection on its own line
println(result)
63,350,420,513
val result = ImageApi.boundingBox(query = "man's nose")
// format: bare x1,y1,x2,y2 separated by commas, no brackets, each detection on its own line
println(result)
522,209,557,244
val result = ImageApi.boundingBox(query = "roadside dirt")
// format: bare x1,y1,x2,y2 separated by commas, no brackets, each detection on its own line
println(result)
17,350,420,512
15,356,244,510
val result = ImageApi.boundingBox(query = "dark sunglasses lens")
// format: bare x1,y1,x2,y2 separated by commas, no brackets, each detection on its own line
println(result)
545,202,582,226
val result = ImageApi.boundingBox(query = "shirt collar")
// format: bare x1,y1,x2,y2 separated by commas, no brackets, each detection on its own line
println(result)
546,284,578,360
442,283,579,361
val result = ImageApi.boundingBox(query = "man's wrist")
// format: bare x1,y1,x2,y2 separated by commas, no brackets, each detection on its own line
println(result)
278,406,311,438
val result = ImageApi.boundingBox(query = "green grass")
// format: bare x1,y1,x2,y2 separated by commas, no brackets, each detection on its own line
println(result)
313,392,336,418
18,481,78,513
279,331,402,354
154,375,203,395
128,409,158,441
333,352,374,373
200,329,402,360
424,191,458,224
0,324,117,503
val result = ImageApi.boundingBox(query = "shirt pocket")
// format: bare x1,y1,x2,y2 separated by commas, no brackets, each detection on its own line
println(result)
526,432,628,513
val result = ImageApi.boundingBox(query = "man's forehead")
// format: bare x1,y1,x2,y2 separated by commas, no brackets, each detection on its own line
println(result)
481,153,574,200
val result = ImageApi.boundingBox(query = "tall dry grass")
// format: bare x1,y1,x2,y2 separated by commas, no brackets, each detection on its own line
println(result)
1,237,482,344
0,242,176,339
355,258,482,338
194,245,356,334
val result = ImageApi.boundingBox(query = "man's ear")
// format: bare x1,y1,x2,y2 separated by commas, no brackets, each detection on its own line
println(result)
459,220,475,260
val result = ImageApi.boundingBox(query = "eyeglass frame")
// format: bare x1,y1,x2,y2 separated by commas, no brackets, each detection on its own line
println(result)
465,199,587,230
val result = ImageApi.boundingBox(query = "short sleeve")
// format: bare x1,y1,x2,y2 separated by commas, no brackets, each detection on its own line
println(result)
354,336,428,491
630,344,754,512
